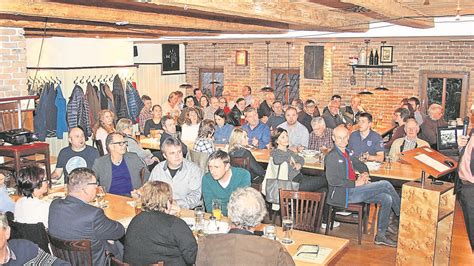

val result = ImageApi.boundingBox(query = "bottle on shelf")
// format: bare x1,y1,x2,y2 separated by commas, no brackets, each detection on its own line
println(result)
358,48,367,65
369,49,374,65
374,49,379,65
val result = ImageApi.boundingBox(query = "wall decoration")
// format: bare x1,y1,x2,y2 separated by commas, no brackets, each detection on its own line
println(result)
162,44,180,72
235,50,248,66
380,46,393,63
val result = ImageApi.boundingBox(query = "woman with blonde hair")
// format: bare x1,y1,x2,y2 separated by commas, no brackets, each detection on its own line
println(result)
93,109,115,154
124,181,197,265
228,128,265,184
181,107,202,143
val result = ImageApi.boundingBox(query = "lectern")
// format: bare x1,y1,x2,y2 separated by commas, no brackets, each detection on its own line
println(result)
396,147,457,265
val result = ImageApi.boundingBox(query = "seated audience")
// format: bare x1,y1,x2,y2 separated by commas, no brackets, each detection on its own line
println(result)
116,118,159,166
242,85,253,105
202,150,251,216
143,105,163,137
0,213,69,265
93,109,116,154
408,96,424,125
298,99,319,132
323,94,342,114
14,166,50,227
181,107,201,143
419,103,447,149
218,96,231,114
258,88,275,123
49,168,125,265
184,95,196,109
348,113,384,162
242,107,271,149
228,98,246,126
203,97,219,120
150,137,203,209
175,90,184,110
228,128,265,184
0,172,14,213
124,181,197,265
389,118,430,162
399,98,415,116
271,128,327,192
194,119,216,153
322,100,345,129
325,126,400,247
196,187,294,266
214,109,234,144
277,106,309,151
308,117,334,152
343,95,365,125
192,88,203,106
266,100,285,130
138,95,153,134
52,127,99,183
458,130,474,250
384,108,410,150
162,91,181,117
93,133,150,196
199,95,210,109
160,115,188,157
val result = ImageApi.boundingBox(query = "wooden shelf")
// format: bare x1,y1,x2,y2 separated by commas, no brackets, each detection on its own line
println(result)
349,64,396,74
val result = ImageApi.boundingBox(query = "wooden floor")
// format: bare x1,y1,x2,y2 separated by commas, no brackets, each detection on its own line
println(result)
323,201,474,265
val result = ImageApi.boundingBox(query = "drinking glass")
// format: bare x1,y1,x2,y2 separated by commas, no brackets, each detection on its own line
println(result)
385,155,392,170
96,186,106,208
281,216,294,244
264,225,277,240
194,206,205,231
212,199,222,220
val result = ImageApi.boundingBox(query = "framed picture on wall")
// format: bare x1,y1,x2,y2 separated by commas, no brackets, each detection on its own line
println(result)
235,50,248,66
380,46,393,63
162,44,184,74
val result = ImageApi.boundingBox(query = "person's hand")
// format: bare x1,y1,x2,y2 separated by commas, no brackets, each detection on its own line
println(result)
296,145,305,153
355,177,365,187
0,173,5,186
458,135,469,148
152,156,160,162
293,163,302,170
289,146,299,153
252,138,259,147
261,116,269,124
359,172,370,184
169,200,181,217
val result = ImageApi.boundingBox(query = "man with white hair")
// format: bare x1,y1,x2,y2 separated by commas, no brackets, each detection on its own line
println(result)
308,117,334,151
419,103,448,149
389,118,430,162
196,187,295,266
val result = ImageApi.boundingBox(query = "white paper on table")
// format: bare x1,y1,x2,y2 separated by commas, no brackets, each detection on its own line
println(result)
118,217,133,229
414,153,450,173
293,245,333,264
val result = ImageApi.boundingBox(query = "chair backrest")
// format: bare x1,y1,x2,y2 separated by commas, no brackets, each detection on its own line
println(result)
49,234,92,266
9,221,50,254
279,190,326,233
0,102,20,131
188,150,209,172
108,254,163,266
230,157,250,171
94,139,105,156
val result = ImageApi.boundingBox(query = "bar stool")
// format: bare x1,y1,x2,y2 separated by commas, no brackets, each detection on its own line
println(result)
0,142,51,186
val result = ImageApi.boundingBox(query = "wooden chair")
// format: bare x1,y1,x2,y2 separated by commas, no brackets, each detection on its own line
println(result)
94,139,105,156
230,157,261,191
9,221,50,254
279,190,326,233
108,254,164,266
188,150,209,172
325,202,369,245
49,235,92,266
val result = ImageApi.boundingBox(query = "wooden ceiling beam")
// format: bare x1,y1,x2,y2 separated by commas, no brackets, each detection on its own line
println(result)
0,0,286,34
24,28,161,39
148,0,369,32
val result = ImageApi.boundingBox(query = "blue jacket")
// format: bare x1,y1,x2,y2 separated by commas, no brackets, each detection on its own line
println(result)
55,85,68,139
34,83,57,140
214,123,234,144
67,85,92,137
125,81,144,123
242,121,271,149
112,75,129,120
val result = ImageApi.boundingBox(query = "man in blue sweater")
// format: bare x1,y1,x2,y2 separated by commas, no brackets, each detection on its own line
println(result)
202,150,251,216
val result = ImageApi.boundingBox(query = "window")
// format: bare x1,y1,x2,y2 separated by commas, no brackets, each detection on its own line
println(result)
199,68,224,97
271,69,300,105
420,71,469,121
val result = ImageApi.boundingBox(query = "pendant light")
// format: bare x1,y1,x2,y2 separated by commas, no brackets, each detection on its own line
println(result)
375,41,389,91
261,41,273,91
284,42,292,89
179,42,193,89
358,40,373,95
209,43,220,85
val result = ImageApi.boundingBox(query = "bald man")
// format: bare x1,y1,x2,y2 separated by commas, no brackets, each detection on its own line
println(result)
344,95,365,125
52,127,100,183
325,125,401,247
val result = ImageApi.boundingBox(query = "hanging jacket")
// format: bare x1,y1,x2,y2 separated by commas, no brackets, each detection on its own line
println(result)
67,85,92,137
86,82,101,129
55,84,68,139
99,82,115,113
125,81,144,123
44,82,58,138
34,83,51,141
112,75,129,119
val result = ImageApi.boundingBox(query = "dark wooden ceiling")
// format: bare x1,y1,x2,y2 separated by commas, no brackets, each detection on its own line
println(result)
0,0,470,39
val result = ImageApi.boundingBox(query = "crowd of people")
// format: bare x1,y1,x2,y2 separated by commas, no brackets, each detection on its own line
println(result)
0,85,472,266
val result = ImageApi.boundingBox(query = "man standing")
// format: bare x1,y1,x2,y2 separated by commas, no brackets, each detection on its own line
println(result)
149,137,203,209
242,86,253,104
139,95,153,134
242,107,271,149
52,127,100,183
93,133,150,196
203,97,220,120
298,99,319,132
266,101,285,130
389,118,430,162
348,113,384,162
322,100,346,129
277,107,309,151
344,95,364,125
258,88,274,123
228,98,246,126
49,168,125,265
325,126,400,247
420,103,447,149
202,150,250,216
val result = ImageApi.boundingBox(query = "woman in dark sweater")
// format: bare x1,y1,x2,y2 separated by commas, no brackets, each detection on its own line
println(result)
143,104,163,137
228,128,265,184
124,181,197,265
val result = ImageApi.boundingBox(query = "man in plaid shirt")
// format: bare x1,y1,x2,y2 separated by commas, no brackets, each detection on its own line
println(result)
308,117,334,151
138,95,153,134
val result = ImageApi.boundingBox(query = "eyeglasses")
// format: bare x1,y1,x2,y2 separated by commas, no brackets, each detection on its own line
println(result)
87,181,99,186
112,141,128,146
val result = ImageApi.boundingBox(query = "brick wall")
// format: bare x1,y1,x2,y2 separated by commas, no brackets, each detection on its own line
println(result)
0,27,27,98
186,39,473,121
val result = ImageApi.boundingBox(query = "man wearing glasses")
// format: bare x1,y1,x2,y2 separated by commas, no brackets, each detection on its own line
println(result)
48,168,125,265
92,133,150,196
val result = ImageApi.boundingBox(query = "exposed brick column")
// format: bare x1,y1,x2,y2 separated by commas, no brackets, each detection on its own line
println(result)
0,27,28,98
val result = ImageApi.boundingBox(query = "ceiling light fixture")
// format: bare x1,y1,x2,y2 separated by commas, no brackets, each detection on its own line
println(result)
209,43,220,86
455,0,461,21
261,41,273,91
179,42,193,89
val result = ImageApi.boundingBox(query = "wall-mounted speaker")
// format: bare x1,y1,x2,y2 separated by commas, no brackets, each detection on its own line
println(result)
133,45,138,57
